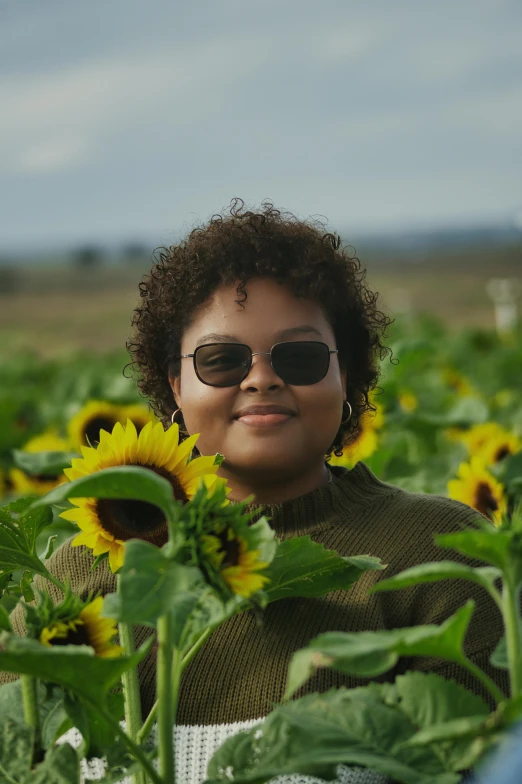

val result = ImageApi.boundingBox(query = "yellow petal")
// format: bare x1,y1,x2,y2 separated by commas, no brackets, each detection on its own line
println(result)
108,542,125,572
71,530,101,548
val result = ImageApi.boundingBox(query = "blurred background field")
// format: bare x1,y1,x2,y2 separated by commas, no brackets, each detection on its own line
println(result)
1,239,520,359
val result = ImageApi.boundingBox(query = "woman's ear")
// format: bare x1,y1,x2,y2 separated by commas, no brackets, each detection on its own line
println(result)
168,374,182,409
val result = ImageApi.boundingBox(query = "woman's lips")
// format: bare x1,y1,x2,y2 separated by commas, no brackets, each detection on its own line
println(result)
236,413,293,428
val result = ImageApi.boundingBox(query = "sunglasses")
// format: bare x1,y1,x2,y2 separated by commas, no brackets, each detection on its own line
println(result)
178,341,339,387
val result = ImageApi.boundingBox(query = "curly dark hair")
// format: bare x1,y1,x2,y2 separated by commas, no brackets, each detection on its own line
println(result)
127,199,393,456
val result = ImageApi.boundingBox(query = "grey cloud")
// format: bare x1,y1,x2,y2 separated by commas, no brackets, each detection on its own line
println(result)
1,0,521,249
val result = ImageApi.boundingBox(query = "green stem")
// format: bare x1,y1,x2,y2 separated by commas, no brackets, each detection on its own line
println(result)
461,656,506,705
42,569,67,594
137,626,215,747
502,575,522,697
21,674,41,752
137,701,158,745
181,627,212,672
0,760,18,784
118,622,145,784
171,647,183,770
94,701,161,784
157,614,175,783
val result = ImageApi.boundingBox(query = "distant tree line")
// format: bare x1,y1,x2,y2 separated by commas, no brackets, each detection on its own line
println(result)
73,243,150,267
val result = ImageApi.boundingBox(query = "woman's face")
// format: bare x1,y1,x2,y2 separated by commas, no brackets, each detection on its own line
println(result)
169,277,346,484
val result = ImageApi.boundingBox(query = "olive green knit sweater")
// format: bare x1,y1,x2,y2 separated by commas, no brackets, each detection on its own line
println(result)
0,463,508,723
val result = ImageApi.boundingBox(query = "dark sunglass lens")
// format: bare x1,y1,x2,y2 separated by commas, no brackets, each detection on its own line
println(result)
195,344,251,386
272,342,330,385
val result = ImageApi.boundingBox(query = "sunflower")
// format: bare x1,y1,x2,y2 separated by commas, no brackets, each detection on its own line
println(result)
477,432,521,466
39,596,122,658
9,430,70,496
120,403,156,433
67,400,123,450
456,422,505,454
61,419,225,572
448,457,507,526
328,401,384,468
201,526,270,598
493,389,516,409
441,368,477,397
398,391,418,413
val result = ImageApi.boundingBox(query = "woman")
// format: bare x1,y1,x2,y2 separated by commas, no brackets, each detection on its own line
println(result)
2,201,506,779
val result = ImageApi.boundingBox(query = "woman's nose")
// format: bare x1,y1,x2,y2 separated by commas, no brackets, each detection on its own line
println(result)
239,354,284,392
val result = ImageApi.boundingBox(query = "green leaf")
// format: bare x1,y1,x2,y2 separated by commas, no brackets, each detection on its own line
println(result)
491,635,508,669
394,672,489,771
99,746,158,784
247,516,277,566
406,716,490,746
0,631,152,709
12,450,78,477
285,603,475,697
435,530,511,572
30,743,81,784
19,573,35,603
0,573,10,601
0,605,11,632
417,397,489,428
0,680,72,749
102,539,203,626
371,561,502,598
63,691,125,760
493,694,522,726
264,536,384,602
42,535,58,560
41,700,73,749
172,588,231,651
0,498,55,585
1,498,53,551
500,450,522,488
31,465,180,523
396,671,489,730
206,689,459,784
0,718,33,782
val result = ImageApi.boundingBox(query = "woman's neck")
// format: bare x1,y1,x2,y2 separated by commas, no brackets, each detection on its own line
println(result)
218,461,331,505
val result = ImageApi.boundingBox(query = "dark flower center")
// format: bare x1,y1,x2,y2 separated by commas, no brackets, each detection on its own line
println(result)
215,529,241,567
84,416,119,446
494,445,510,462
49,622,90,648
33,473,60,482
95,464,189,547
475,482,499,519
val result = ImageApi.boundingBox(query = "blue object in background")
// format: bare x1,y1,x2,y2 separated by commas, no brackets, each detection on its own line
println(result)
472,722,522,783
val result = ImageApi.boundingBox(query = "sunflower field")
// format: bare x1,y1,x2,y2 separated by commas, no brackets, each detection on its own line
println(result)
2,315,521,532
1,314,522,784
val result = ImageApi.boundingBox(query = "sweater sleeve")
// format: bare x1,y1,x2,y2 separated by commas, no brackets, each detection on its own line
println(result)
381,493,510,706
0,540,158,716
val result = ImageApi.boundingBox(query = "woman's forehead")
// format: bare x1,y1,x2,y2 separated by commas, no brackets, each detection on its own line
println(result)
183,278,334,345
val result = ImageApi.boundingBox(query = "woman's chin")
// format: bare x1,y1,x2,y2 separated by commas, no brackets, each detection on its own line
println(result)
221,447,304,478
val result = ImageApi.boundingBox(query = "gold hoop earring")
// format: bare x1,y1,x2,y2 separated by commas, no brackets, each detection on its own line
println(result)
171,408,188,435
341,400,352,424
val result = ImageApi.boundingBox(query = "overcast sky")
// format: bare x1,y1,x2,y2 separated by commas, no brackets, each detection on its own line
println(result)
1,0,521,252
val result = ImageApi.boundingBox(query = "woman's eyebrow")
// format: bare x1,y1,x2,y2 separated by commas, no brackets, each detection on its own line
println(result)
195,333,239,346
276,325,323,339
195,326,322,347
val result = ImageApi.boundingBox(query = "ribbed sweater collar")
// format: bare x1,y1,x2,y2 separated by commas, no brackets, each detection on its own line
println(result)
243,462,401,537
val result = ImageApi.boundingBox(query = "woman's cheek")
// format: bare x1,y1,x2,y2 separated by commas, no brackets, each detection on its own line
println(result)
183,392,233,453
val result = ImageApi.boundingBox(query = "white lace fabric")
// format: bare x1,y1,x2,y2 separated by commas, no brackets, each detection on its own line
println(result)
60,721,389,784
